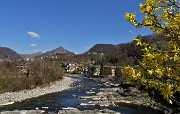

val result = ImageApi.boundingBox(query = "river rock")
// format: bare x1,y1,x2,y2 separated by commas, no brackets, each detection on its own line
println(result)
0,110,45,114
79,85,157,110
0,76,77,106
58,108,121,114
86,90,96,94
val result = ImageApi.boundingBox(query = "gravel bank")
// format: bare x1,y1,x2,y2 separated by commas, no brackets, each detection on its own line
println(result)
0,108,121,114
0,76,77,106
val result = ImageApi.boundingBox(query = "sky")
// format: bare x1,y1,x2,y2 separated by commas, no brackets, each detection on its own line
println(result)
0,0,152,54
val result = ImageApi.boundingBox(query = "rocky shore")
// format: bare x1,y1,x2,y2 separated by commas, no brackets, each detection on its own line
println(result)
1,108,121,114
78,77,167,113
80,85,158,107
0,76,77,106
0,75,168,114
59,108,121,114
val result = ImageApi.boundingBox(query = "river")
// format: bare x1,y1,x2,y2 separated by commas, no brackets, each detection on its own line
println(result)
0,75,163,114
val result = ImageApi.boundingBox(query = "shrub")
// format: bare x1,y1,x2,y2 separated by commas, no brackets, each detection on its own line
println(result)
0,59,64,93
124,0,180,105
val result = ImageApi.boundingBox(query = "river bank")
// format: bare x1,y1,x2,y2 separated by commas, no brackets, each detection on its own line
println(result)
0,75,165,114
79,85,164,111
1,108,121,114
0,76,78,106
81,76,174,114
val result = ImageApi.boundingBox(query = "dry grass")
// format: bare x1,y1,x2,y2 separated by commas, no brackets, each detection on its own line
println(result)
0,60,64,93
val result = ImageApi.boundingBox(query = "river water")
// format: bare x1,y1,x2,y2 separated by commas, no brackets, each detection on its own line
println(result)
0,76,163,114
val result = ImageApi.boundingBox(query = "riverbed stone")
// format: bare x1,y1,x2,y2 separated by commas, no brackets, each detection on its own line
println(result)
0,110,45,114
79,84,157,110
0,77,77,106
58,109,121,114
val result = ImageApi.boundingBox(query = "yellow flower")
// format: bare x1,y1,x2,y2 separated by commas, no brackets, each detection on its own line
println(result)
134,38,142,46
160,13,169,20
156,0,161,3
146,0,154,4
139,3,145,14
169,100,173,104
174,54,180,62
168,41,176,50
155,68,164,78
146,4,152,11
147,70,154,75
125,66,135,76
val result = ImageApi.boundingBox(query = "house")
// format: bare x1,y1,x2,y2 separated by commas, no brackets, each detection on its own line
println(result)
102,66,115,76
66,63,84,74
102,66,123,77
86,65,124,77
66,63,76,73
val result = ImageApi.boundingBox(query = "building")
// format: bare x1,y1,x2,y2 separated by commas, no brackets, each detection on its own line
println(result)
102,66,123,77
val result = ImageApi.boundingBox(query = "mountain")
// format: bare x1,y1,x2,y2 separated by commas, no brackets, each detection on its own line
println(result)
0,47,23,61
37,46,75,58
20,51,43,59
86,44,118,54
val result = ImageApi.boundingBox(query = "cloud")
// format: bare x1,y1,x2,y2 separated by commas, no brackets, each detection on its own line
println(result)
29,43,37,47
129,30,134,33
27,31,40,38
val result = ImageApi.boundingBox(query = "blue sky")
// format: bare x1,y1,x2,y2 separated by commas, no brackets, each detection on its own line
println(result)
0,0,152,54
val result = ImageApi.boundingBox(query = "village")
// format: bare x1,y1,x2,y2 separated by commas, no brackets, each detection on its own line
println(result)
65,62,124,78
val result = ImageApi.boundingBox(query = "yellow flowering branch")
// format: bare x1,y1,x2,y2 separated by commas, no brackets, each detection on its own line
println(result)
124,0,180,104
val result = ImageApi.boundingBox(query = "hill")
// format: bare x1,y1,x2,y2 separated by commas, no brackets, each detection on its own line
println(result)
104,34,169,66
20,51,43,59
0,47,23,61
86,44,118,54
37,46,75,58
77,34,169,66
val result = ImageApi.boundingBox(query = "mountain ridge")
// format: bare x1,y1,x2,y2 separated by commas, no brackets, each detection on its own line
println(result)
36,46,75,58
85,44,119,54
20,51,43,59
0,46,23,61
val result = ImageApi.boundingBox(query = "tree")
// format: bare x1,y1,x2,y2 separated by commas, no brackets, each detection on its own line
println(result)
124,0,180,104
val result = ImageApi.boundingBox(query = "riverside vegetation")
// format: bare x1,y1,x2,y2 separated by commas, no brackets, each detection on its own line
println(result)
0,60,63,94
